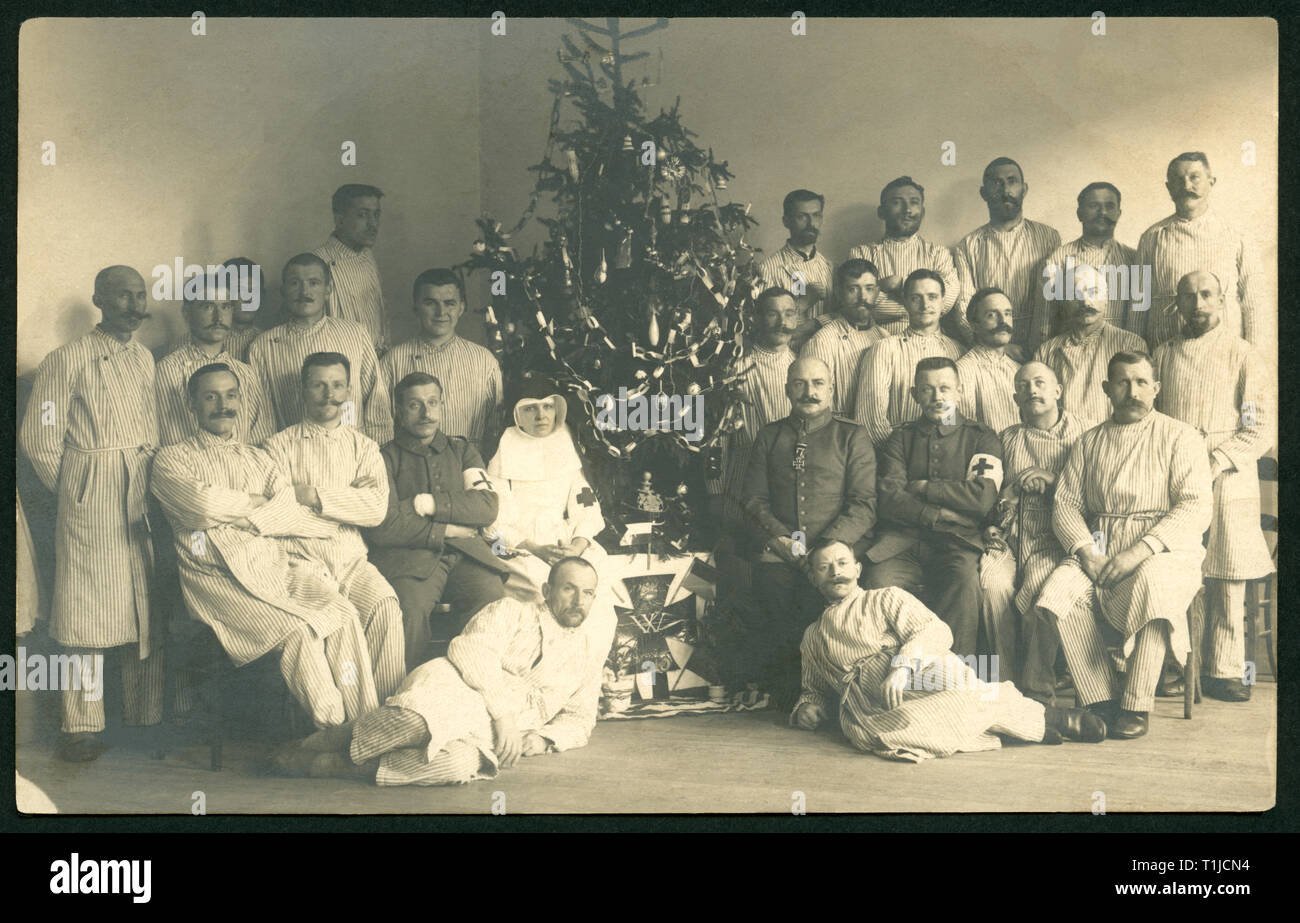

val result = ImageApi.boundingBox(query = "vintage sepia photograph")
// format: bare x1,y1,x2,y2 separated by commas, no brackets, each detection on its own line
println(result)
12,14,1279,817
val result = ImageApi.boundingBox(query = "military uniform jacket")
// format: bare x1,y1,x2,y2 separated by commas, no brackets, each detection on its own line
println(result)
741,410,876,557
868,412,1003,561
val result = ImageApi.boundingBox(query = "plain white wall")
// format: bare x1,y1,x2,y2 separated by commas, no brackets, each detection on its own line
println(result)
20,17,1278,373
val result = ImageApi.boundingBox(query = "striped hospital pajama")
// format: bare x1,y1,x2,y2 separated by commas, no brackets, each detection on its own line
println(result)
154,338,274,446
379,336,502,451
956,344,1022,435
1034,238,1139,341
60,644,164,734
800,315,890,422
315,234,390,352
709,342,793,522
855,328,965,445
1194,579,1248,682
850,235,960,325
953,219,1062,350
351,707,484,786
1034,322,1149,430
756,242,835,324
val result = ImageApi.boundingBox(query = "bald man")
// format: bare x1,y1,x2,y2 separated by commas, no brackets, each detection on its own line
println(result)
1154,271,1274,701
738,356,877,706
20,266,163,761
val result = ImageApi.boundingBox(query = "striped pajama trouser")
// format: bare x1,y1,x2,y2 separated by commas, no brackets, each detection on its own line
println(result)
1194,579,1247,681
350,706,485,786
1046,589,1168,713
335,559,406,701
61,644,164,734
278,615,379,729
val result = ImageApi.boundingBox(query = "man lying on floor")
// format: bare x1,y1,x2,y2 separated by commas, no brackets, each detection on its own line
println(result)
790,540,1106,762
271,556,601,784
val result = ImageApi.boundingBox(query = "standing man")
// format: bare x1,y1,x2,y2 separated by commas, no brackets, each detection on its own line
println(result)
756,189,835,349
1154,271,1274,702
155,270,273,446
1037,351,1212,739
800,258,891,422
20,266,162,761
856,269,965,447
314,184,389,353
739,356,877,706
956,287,1022,435
863,357,1003,659
379,269,502,455
1135,153,1263,348
1035,182,1138,343
1034,266,1147,429
261,352,407,701
249,253,392,445
850,176,960,327
953,157,1061,351
365,372,510,670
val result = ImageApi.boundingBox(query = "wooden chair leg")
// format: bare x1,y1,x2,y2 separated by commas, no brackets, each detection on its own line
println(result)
1184,641,1195,719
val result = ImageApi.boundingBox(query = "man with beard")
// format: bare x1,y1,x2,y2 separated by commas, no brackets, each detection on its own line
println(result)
863,357,1003,659
379,268,502,455
953,157,1061,351
757,189,835,350
155,269,273,446
313,184,390,353
856,269,965,447
270,558,602,786
1036,351,1212,739
20,265,163,761
1034,265,1146,429
739,356,876,705
800,259,892,422
248,253,392,444
850,176,960,327
1154,271,1273,702
956,287,1022,435
1136,153,1263,347
790,540,1105,762
710,287,797,525
1035,183,1138,343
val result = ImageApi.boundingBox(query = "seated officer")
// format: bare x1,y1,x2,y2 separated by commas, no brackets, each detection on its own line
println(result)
863,357,1004,659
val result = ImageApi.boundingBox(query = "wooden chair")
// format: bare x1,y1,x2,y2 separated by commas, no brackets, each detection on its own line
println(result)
1246,568,1277,680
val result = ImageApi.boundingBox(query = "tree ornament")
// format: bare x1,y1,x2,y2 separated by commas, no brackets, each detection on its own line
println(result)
472,239,487,254
622,134,634,152
565,148,580,183
593,251,608,285
678,208,691,225
659,201,673,224
614,227,634,269
687,382,701,395
647,311,660,347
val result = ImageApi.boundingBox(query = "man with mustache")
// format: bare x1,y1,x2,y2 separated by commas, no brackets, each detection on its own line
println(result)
862,357,1003,659
379,268,502,455
261,353,407,701
1034,183,1138,344
248,253,392,444
856,269,965,447
739,356,876,706
313,183,390,353
1036,351,1213,739
953,157,1061,351
791,540,1105,761
155,269,273,446
1034,265,1146,429
997,362,1086,703
151,364,382,730
270,558,603,785
365,371,509,670
800,259,892,422
1154,271,1274,702
20,265,163,761
1135,153,1263,348
709,287,797,526
756,189,835,351
956,287,1022,435
850,176,960,327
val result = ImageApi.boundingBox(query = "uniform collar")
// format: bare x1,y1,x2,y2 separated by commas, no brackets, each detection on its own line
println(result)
786,408,832,434
913,411,967,436
395,428,448,455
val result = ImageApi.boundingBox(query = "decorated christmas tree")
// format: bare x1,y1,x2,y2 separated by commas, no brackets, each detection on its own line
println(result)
459,17,762,546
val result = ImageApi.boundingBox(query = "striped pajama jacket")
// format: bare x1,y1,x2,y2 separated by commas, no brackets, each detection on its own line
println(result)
955,344,1022,436
849,234,960,326
248,314,393,445
756,242,835,326
225,324,261,363
1034,322,1148,430
1034,237,1139,342
262,420,407,700
953,218,1062,350
854,327,965,446
379,336,503,451
1155,325,1275,679
1041,410,1213,711
708,342,793,522
151,431,380,728
154,338,274,446
796,585,1046,762
314,234,390,352
800,315,891,423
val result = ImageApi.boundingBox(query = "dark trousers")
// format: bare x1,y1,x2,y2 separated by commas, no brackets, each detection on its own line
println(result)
863,534,982,658
387,551,506,670
741,561,826,706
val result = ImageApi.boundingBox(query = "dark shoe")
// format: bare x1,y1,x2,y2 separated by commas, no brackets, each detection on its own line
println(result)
1086,699,1118,724
1203,677,1252,702
55,732,109,763
1044,705,1108,743
1108,709,1149,739
1155,677,1185,697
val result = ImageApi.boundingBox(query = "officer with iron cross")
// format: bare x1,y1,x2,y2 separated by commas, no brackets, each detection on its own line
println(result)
740,356,877,707
863,356,1005,659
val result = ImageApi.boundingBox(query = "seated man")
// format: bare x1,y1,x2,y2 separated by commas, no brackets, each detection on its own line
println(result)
365,371,509,670
262,352,406,700
791,540,1105,762
151,363,380,728
1037,350,1212,739
271,557,602,785
863,357,1003,660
